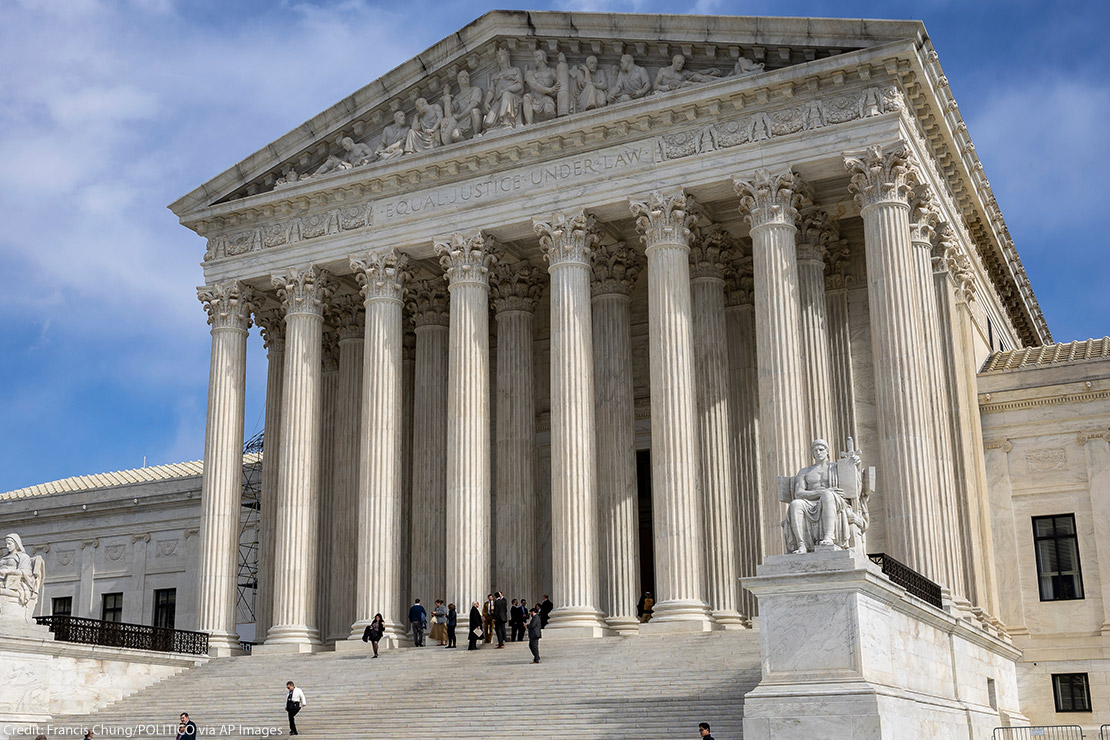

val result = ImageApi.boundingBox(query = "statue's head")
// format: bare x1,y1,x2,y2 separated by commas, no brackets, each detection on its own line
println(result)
393,110,406,126
672,54,686,70
811,439,830,462
620,54,634,71
585,55,598,71
340,136,354,150
533,49,548,67
497,47,510,66
4,533,22,554
415,97,428,112
457,70,470,86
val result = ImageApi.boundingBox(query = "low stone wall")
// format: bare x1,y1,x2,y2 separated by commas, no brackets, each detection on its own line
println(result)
0,630,206,722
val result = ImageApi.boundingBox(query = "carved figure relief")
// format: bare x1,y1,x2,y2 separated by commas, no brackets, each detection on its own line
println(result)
485,46,525,129
0,533,46,623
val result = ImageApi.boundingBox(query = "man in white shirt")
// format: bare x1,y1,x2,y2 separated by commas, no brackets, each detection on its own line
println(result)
284,681,307,736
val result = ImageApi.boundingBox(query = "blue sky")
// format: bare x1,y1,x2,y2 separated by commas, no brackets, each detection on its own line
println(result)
0,0,1107,493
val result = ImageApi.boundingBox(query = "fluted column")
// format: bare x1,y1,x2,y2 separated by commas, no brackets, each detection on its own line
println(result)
399,328,415,625
195,281,256,656
733,170,809,557
490,263,542,602
326,295,363,642
534,212,609,634
690,226,744,627
315,327,339,639
797,209,839,451
845,144,941,581
435,232,498,609
407,280,449,606
590,242,644,633
630,190,712,628
910,199,964,603
724,251,762,617
824,243,858,449
265,266,333,649
252,308,285,644
347,250,409,644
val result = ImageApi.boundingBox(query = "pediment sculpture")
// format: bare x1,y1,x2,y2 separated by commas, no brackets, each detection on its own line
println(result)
0,532,46,624
777,438,874,554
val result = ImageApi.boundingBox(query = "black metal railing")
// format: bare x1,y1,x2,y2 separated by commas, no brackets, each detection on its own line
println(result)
239,640,254,654
35,615,209,655
992,726,1086,740
867,552,944,609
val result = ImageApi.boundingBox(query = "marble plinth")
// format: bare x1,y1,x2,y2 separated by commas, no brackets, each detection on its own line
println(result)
741,549,1027,740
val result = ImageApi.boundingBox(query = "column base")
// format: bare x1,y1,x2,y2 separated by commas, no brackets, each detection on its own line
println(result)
640,598,715,632
254,624,322,654
710,609,751,630
546,606,613,637
204,630,245,657
605,615,641,635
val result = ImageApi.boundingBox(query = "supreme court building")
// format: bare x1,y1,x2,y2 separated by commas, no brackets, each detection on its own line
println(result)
170,10,1055,660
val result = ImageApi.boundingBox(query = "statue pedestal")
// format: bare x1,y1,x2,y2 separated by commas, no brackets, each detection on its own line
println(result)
741,549,1028,740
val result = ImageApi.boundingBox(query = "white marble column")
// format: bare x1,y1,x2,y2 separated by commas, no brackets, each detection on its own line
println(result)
399,328,415,625
910,199,965,604
535,211,609,634
315,327,339,639
435,232,498,609
195,280,257,656
590,242,644,634
252,308,285,644
1080,431,1110,633
490,263,542,602
347,250,409,644
733,170,809,558
630,190,712,629
824,244,858,450
845,144,942,582
690,226,744,628
264,266,333,650
406,279,449,605
724,250,762,618
796,209,839,451
326,295,363,643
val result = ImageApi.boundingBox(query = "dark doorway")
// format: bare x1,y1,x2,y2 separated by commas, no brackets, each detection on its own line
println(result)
636,449,655,598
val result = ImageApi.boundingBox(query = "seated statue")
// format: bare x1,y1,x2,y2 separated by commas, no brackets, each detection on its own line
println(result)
439,70,484,145
404,97,444,154
570,55,610,112
778,439,872,554
484,46,524,129
338,136,374,167
611,54,651,103
0,533,45,622
375,110,409,161
523,49,560,125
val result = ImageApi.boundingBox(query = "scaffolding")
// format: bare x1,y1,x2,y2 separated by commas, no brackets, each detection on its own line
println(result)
236,430,264,625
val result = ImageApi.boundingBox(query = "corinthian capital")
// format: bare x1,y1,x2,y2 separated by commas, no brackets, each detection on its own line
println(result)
405,278,450,327
330,292,366,340
434,231,499,287
254,307,286,350
845,143,918,208
724,244,755,307
590,241,644,297
933,222,975,300
322,325,340,373
689,225,736,280
350,249,410,303
910,192,940,246
534,210,600,266
197,280,258,331
490,262,544,314
271,266,334,317
733,169,810,230
629,188,698,249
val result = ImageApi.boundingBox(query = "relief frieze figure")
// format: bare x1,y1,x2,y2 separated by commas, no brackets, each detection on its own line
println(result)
484,46,525,129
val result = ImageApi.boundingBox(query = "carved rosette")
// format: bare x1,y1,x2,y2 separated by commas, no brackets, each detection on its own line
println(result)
910,193,940,246
254,307,286,351
490,262,544,313
271,265,335,317
845,143,919,209
630,189,699,250
534,211,600,266
330,292,366,341
434,231,500,287
350,249,410,304
590,241,645,297
689,225,735,280
724,243,755,307
733,169,809,230
405,278,450,327
197,280,258,331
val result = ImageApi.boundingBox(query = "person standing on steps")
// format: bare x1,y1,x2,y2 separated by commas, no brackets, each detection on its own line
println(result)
362,612,385,657
175,712,197,740
284,681,307,736
698,722,715,740
468,601,483,650
430,599,448,645
446,602,458,648
527,605,543,663
409,598,427,647
509,598,525,642
482,593,495,643
493,590,509,648
539,594,554,628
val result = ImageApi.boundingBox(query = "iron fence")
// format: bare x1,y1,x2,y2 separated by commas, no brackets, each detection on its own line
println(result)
992,726,1086,740
1099,725,1109,740
35,615,209,655
867,552,944,609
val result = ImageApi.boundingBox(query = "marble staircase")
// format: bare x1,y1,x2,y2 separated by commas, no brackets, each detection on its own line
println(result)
52,630,761,739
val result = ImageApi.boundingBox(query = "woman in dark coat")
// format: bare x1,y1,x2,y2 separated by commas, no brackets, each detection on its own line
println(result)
361,613,385,658
446,603,458,648
468,601,483,650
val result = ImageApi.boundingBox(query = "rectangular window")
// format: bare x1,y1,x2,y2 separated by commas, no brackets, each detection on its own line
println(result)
1052,673,1091,712
101,592,123,623
1033,514,1084,601
52,596,72,617
152,588,176,629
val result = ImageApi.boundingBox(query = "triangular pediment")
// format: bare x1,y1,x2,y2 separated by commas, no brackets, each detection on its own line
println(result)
169,10,924,216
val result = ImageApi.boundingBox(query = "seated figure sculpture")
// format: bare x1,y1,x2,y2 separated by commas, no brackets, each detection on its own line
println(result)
0,533,45,623
404,97,444,154
779,438,871,554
